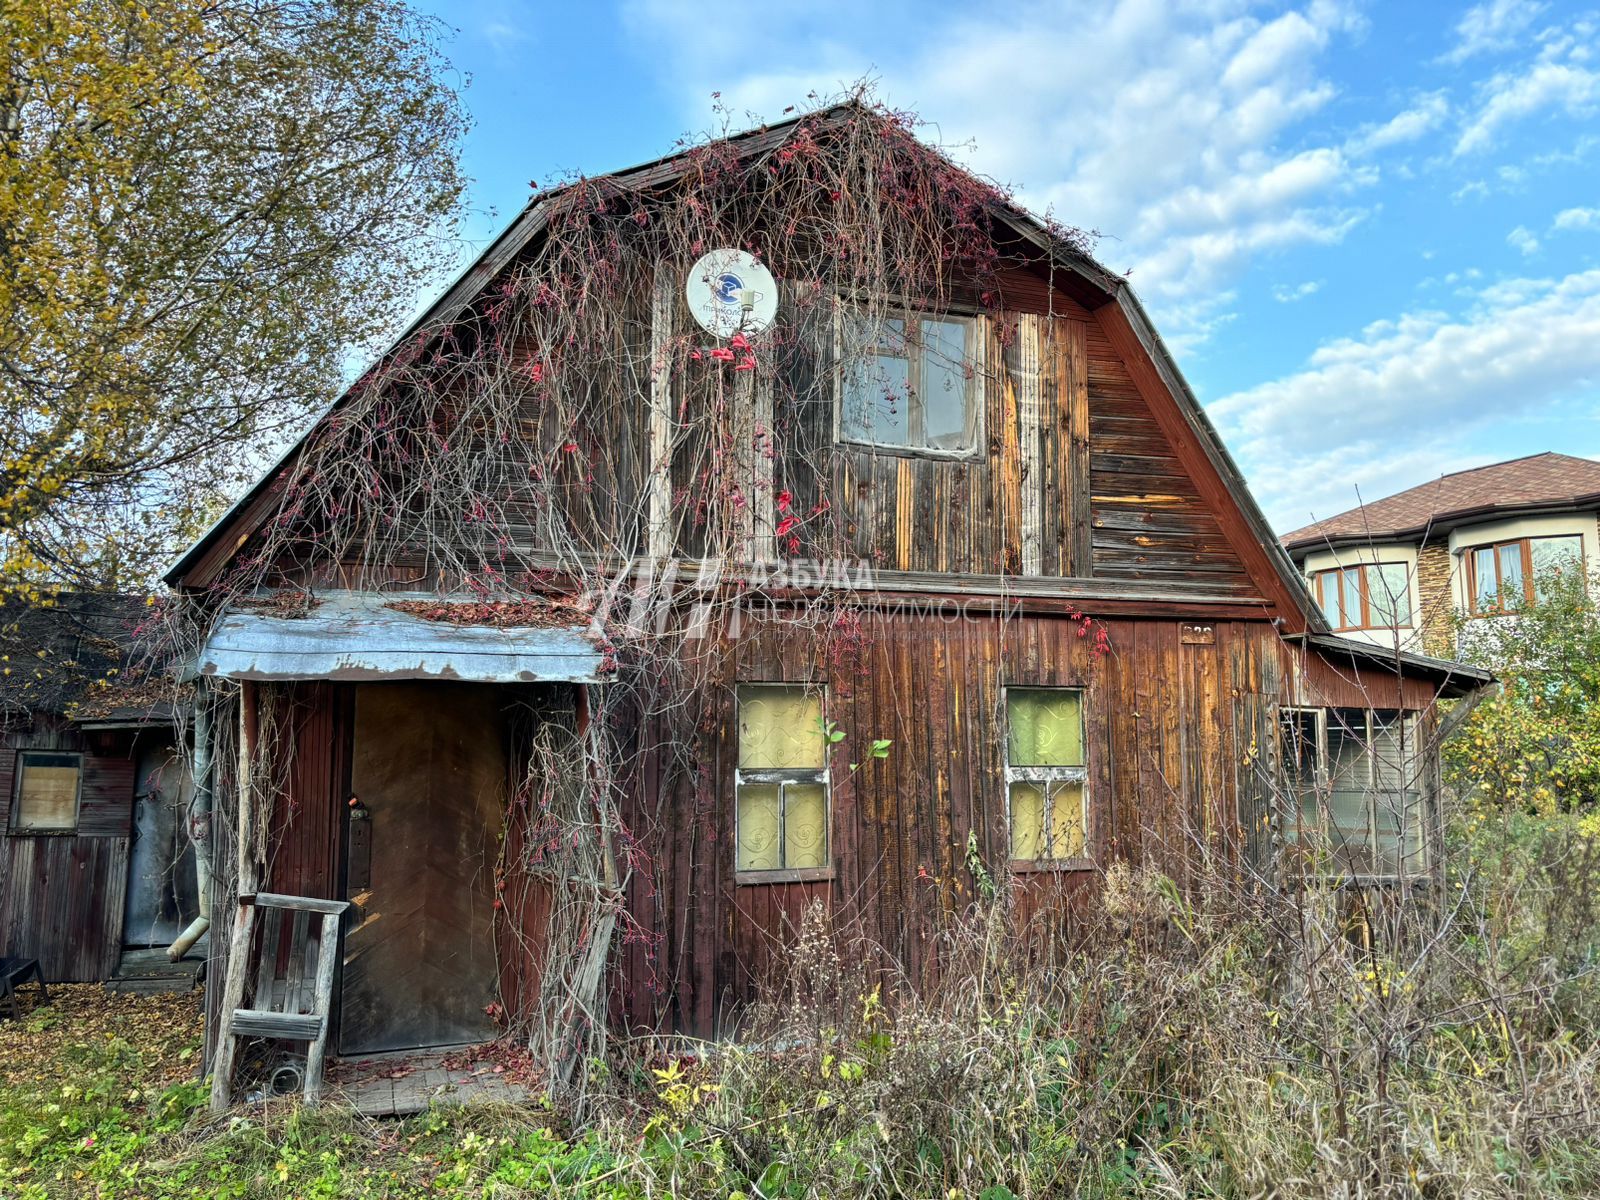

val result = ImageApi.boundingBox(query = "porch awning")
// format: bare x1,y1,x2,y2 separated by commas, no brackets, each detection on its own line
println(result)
191,592,609,684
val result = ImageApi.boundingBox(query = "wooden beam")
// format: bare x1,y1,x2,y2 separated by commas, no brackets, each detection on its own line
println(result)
647,267,675,560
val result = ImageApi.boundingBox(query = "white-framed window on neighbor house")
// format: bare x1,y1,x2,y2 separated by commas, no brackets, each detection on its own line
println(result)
1309,563,1411,631
837,308,982,455
735,685,830,879
1277,706,1427,878
1005,688,1089,866
10,751,83,833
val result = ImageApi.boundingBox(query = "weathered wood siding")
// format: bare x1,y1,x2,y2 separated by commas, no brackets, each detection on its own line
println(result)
611,608,1288,1037
0,718,140,981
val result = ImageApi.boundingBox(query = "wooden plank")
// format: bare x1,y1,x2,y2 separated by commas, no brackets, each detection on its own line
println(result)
209,900,256,1113
646,265,672,563
304,910,343,1104
252,893,349,916
1061,318,1092,576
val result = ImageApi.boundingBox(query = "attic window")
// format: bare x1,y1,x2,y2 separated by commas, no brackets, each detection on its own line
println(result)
11,751,82,833
838,310,981,455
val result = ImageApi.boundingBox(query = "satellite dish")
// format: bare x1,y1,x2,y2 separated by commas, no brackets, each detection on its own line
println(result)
685,249,778,339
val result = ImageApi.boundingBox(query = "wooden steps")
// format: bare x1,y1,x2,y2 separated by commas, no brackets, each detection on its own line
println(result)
106,946,205,995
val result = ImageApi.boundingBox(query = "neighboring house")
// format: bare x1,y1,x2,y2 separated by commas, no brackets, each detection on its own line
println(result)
0,595,199,985
159,104,1488,1082
1282,452,1600,656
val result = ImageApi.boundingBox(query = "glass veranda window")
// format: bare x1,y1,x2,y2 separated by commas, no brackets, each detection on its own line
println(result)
1278,707,1427,876
1006,689,1088,862
839,310,979,453
735,686,829,873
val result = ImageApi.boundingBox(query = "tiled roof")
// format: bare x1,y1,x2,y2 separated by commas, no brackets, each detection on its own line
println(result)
1281,452,1600,551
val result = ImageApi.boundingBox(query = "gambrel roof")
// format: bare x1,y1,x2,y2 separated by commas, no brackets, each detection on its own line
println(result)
164,102,1326,633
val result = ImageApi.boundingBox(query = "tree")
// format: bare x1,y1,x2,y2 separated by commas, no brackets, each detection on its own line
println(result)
1447,563,1600,815
0,0,467,593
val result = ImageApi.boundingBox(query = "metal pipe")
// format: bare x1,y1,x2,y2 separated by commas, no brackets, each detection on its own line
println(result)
168,684,214,961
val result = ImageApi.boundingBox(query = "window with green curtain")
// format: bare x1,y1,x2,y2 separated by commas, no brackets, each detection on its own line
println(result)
735,685,829,874
1005,689,1088,862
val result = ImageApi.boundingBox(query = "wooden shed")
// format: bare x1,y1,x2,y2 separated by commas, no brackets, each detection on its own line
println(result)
157,103,1490,1085
0,595,198,984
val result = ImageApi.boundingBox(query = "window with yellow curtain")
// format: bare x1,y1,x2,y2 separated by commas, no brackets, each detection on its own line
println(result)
735,685,829,874
1005,689,1087,862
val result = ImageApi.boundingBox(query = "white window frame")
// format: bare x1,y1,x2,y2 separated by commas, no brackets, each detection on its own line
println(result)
1004,686,1090,868
1278,706,1430,880
733,684,832,883
833,304,985,459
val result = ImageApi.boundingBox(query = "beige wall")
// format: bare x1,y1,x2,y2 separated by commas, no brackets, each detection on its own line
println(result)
1299,542,1422,651
1446,512,1600,614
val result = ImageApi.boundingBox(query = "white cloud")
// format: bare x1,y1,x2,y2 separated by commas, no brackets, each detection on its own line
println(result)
1212,268,1600,526
1508,224,1541,254
1441,0,1545,64
625,0,1374,344
1455,60,1600,154
1273,279,1323,302
1555,206,1600,230
1344,92,1449,155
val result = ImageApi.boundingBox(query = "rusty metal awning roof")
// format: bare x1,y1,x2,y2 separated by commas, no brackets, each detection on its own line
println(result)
190,592,608,684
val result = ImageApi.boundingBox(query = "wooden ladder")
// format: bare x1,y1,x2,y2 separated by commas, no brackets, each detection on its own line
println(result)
210,892,350,1113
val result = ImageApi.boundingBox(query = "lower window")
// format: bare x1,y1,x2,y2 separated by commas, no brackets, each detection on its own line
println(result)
735,685,830,873
1006,688,1088,863
12,751,83,832
1279,707,1427,876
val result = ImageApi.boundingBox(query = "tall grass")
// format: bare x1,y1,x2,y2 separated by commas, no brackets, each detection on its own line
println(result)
558,813,1600,1199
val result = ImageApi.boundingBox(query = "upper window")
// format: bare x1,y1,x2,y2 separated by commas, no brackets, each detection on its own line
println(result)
1310,563,1411,631
1467,535,1583,613
11,751,83,832
735,686,829,876
839,310,980,454
1278,707,1426,877
1005,688,1088,864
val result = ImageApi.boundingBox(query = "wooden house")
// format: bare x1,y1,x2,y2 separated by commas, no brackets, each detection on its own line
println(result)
158,104,1489,1082
0,595,199,986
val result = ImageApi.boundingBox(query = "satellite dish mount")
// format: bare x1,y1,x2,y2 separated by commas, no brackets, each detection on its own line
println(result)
686,249,779,339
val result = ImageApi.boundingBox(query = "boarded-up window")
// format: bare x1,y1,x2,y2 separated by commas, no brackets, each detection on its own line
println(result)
735,686,829,874
1006,689,1087,862
11,752,82,832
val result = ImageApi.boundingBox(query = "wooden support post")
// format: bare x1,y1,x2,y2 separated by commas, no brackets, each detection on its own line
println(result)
1014,314,1044,575
647,267,675,560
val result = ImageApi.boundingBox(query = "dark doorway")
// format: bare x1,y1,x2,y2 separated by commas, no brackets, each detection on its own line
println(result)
339,683,506,1054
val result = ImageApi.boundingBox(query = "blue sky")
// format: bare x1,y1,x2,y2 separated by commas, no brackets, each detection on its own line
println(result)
410,0,1600,533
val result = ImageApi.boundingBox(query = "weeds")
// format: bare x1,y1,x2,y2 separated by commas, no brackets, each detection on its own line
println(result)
3,800,1599,1198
